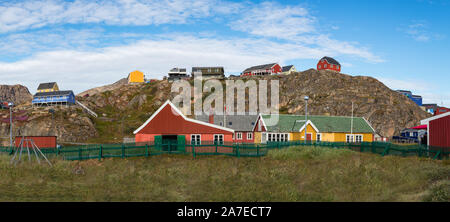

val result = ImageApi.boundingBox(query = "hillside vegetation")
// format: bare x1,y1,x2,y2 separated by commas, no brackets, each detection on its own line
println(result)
0,146,448,201
76,69,430,143
0,69,432,144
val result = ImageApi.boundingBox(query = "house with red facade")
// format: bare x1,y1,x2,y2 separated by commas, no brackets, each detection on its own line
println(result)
15,136,57,148
434,107,450,116
195,114,259,143
134,100,234,148
421,112,450,149
317,56,341,72
241,63,282,76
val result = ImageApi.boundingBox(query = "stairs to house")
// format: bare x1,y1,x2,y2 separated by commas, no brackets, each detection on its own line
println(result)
76,101,98,118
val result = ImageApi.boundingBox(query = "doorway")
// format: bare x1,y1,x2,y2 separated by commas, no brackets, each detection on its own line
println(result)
162,135,178,151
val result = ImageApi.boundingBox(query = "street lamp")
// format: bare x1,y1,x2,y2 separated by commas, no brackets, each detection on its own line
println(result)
49,109,55,136
304,96,309,144
8,102,14,148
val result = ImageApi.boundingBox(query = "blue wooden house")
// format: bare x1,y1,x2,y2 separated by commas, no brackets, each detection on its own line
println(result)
396,90,422,106
32,85,76,106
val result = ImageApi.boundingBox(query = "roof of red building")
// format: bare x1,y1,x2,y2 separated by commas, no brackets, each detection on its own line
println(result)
320,56,340,66
133,100,234,134
410,125,427,130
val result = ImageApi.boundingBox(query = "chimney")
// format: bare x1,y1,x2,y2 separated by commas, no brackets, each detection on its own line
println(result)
209,109,214,124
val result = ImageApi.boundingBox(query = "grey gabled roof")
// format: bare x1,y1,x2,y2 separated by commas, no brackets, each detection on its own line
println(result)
320,57,340,66
282,65,294,72
396,90,412,94
243,63,277,73
34,90,74,97
192,67,224,71
37,82,57,90
195,114,259,131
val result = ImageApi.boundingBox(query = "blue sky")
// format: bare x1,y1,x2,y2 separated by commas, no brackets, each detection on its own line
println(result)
0,0,449,106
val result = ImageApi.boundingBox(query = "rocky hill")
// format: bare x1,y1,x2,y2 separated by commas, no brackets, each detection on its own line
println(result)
275,69,430,137
0,106,98,146
77,69,430,141
0,85,32,105
0,69,432,145
77,78,128,97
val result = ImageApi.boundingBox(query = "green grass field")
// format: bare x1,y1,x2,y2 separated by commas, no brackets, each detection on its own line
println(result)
0,146,448,202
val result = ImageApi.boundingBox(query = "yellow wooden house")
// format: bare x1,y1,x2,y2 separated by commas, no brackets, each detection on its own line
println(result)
253,114,375,143
128,70,145,83
37,82,59,93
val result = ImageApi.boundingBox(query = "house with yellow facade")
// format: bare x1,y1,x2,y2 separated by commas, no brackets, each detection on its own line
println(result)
127,70,145,83
253,114,375,143
37,82,59,93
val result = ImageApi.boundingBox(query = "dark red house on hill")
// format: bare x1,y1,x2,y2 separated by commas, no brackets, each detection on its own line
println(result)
317,56,341,72
134,100,234,147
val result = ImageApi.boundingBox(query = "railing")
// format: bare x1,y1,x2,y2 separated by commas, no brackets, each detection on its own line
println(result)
76,101,98,118
0,141,448,161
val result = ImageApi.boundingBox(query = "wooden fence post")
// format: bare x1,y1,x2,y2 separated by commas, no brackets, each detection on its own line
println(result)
237,144,240,158
257,144,260,156
145,144,149,157
121,144,125,158
98,145,103,161
78,147,82,160
192,144,196,159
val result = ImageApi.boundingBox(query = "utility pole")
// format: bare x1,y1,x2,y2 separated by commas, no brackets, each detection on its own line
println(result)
351,101,354,142
9,102,14,147
304,96,309,144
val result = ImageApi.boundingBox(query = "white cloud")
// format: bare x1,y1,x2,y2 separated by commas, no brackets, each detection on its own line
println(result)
230,2,383,63
0,0,385,95
377,77,450,107
0,33,382,94
0,28,105,56
400,21,445,42
0,0,236,33
231,2,315,39
377,77,431,92
0,35,332,94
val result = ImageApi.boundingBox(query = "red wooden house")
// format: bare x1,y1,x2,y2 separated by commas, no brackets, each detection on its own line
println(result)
15,136,57,148
134,100,234,148
195,114,258,143
434,107,450,116
241,63,282,77
421,112,450,149
317,56,341,72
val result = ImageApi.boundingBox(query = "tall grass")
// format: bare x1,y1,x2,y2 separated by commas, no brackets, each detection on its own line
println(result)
0,146,448,202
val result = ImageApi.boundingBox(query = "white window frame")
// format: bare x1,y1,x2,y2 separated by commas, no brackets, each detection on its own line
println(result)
267,133,289,142
247,132,253,140
346,134,363,143
355,134,363,143
346,134,354,143
191,134,201,145
316,133,322,142
236,132,242,140
214,134,224,145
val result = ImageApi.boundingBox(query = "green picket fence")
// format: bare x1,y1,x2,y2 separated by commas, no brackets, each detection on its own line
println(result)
0,141,449,161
